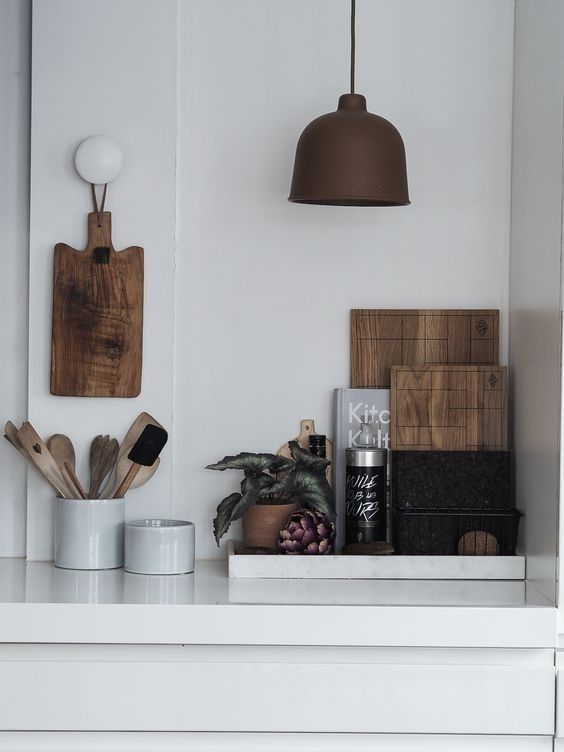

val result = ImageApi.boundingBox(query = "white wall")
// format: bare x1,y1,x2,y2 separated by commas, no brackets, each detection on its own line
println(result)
6,0,515,560
0,0,30,557
510,0,564,607
26,0,178,559
174,0,515,557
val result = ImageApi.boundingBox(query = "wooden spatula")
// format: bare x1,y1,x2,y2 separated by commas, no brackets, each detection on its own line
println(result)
103,412,164,497
113,453,160,492
113,424,168,498
4,421,31,459
88,435,119,498
16,422,73,498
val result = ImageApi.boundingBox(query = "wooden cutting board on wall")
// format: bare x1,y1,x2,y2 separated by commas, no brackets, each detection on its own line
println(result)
51,212,143,397
351,309,499,388
390,365,507,451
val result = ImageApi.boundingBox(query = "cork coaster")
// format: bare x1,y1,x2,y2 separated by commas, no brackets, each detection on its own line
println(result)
457,531,498,556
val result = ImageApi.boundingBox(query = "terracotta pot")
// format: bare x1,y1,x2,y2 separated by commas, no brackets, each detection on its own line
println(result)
242,501,297,549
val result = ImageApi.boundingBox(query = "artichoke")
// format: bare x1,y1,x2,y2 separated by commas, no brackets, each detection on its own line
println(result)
278,508,336,555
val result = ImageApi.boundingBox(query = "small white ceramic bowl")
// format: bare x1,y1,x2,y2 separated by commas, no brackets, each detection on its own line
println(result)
54,498,125,570
125,519,195,575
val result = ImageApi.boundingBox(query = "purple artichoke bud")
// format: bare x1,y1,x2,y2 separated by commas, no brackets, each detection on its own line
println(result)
278,508,336,555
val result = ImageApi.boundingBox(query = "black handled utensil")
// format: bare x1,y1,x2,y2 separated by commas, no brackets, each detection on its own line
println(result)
112,424,168,498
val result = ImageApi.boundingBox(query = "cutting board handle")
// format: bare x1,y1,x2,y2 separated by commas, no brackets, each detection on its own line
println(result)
299,419,316,436
86,211,114,253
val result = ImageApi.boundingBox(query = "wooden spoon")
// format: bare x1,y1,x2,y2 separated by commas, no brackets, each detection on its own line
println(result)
103,412,164,497
47,434,76,472
88,435,119,498
47,434,83,498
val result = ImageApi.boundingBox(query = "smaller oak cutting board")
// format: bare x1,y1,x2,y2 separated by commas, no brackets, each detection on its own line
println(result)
51,212,143,397
391,364,507,451
351,309,499,388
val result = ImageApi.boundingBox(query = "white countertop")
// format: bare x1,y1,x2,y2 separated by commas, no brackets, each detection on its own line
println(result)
0,557,557,648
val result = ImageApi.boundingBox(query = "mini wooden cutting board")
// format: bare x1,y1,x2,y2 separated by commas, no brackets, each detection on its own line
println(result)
351,309,499,388
51,212,143,397
277,419,334,484
390,365,507,451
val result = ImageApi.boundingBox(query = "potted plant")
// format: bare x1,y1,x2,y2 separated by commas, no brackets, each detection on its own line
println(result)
206,441,335,548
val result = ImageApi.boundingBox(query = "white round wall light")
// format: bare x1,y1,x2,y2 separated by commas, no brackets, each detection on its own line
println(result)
74,135,123,184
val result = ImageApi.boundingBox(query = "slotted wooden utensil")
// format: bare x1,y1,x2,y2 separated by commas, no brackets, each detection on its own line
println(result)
113,424,168,498
103,412,164,498
6,422,72,493
16,422,73,498
88,434,119,498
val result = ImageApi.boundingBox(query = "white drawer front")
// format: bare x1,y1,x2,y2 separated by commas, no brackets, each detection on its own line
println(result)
0,731,554,752
0,646,555,734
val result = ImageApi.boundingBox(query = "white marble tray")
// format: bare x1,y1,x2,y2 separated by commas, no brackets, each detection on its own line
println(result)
227,542,526,580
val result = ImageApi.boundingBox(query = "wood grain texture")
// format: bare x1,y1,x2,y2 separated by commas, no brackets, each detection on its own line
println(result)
51,212,143,397
391,365,507,451
351,309,499,387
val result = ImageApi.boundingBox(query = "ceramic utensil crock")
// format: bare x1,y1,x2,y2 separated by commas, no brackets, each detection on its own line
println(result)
54,498,125,570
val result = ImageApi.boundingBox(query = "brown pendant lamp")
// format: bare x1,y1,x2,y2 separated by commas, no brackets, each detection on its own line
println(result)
288,0,410,206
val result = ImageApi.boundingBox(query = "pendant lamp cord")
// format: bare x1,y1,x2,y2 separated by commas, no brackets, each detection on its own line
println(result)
350,0,356,94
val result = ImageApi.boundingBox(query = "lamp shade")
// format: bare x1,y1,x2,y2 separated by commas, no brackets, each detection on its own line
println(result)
288,94,409,206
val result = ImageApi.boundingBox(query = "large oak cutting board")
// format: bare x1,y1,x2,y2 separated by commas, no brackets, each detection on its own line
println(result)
351,309,499,388
390,365,507,451
51,212,143,397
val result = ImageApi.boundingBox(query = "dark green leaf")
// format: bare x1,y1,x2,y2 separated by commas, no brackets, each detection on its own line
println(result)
270,455,295,473
285,467,335,519
206,452,283,474
240,472,275,501
213,493,242,546
258,479,287,499
288,440,331,474
212,472,267,545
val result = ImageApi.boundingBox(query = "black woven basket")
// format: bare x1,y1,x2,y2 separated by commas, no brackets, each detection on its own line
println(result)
392,507,522,556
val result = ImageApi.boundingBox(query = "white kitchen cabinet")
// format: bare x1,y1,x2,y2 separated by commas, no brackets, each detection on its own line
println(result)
0,561,557,743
